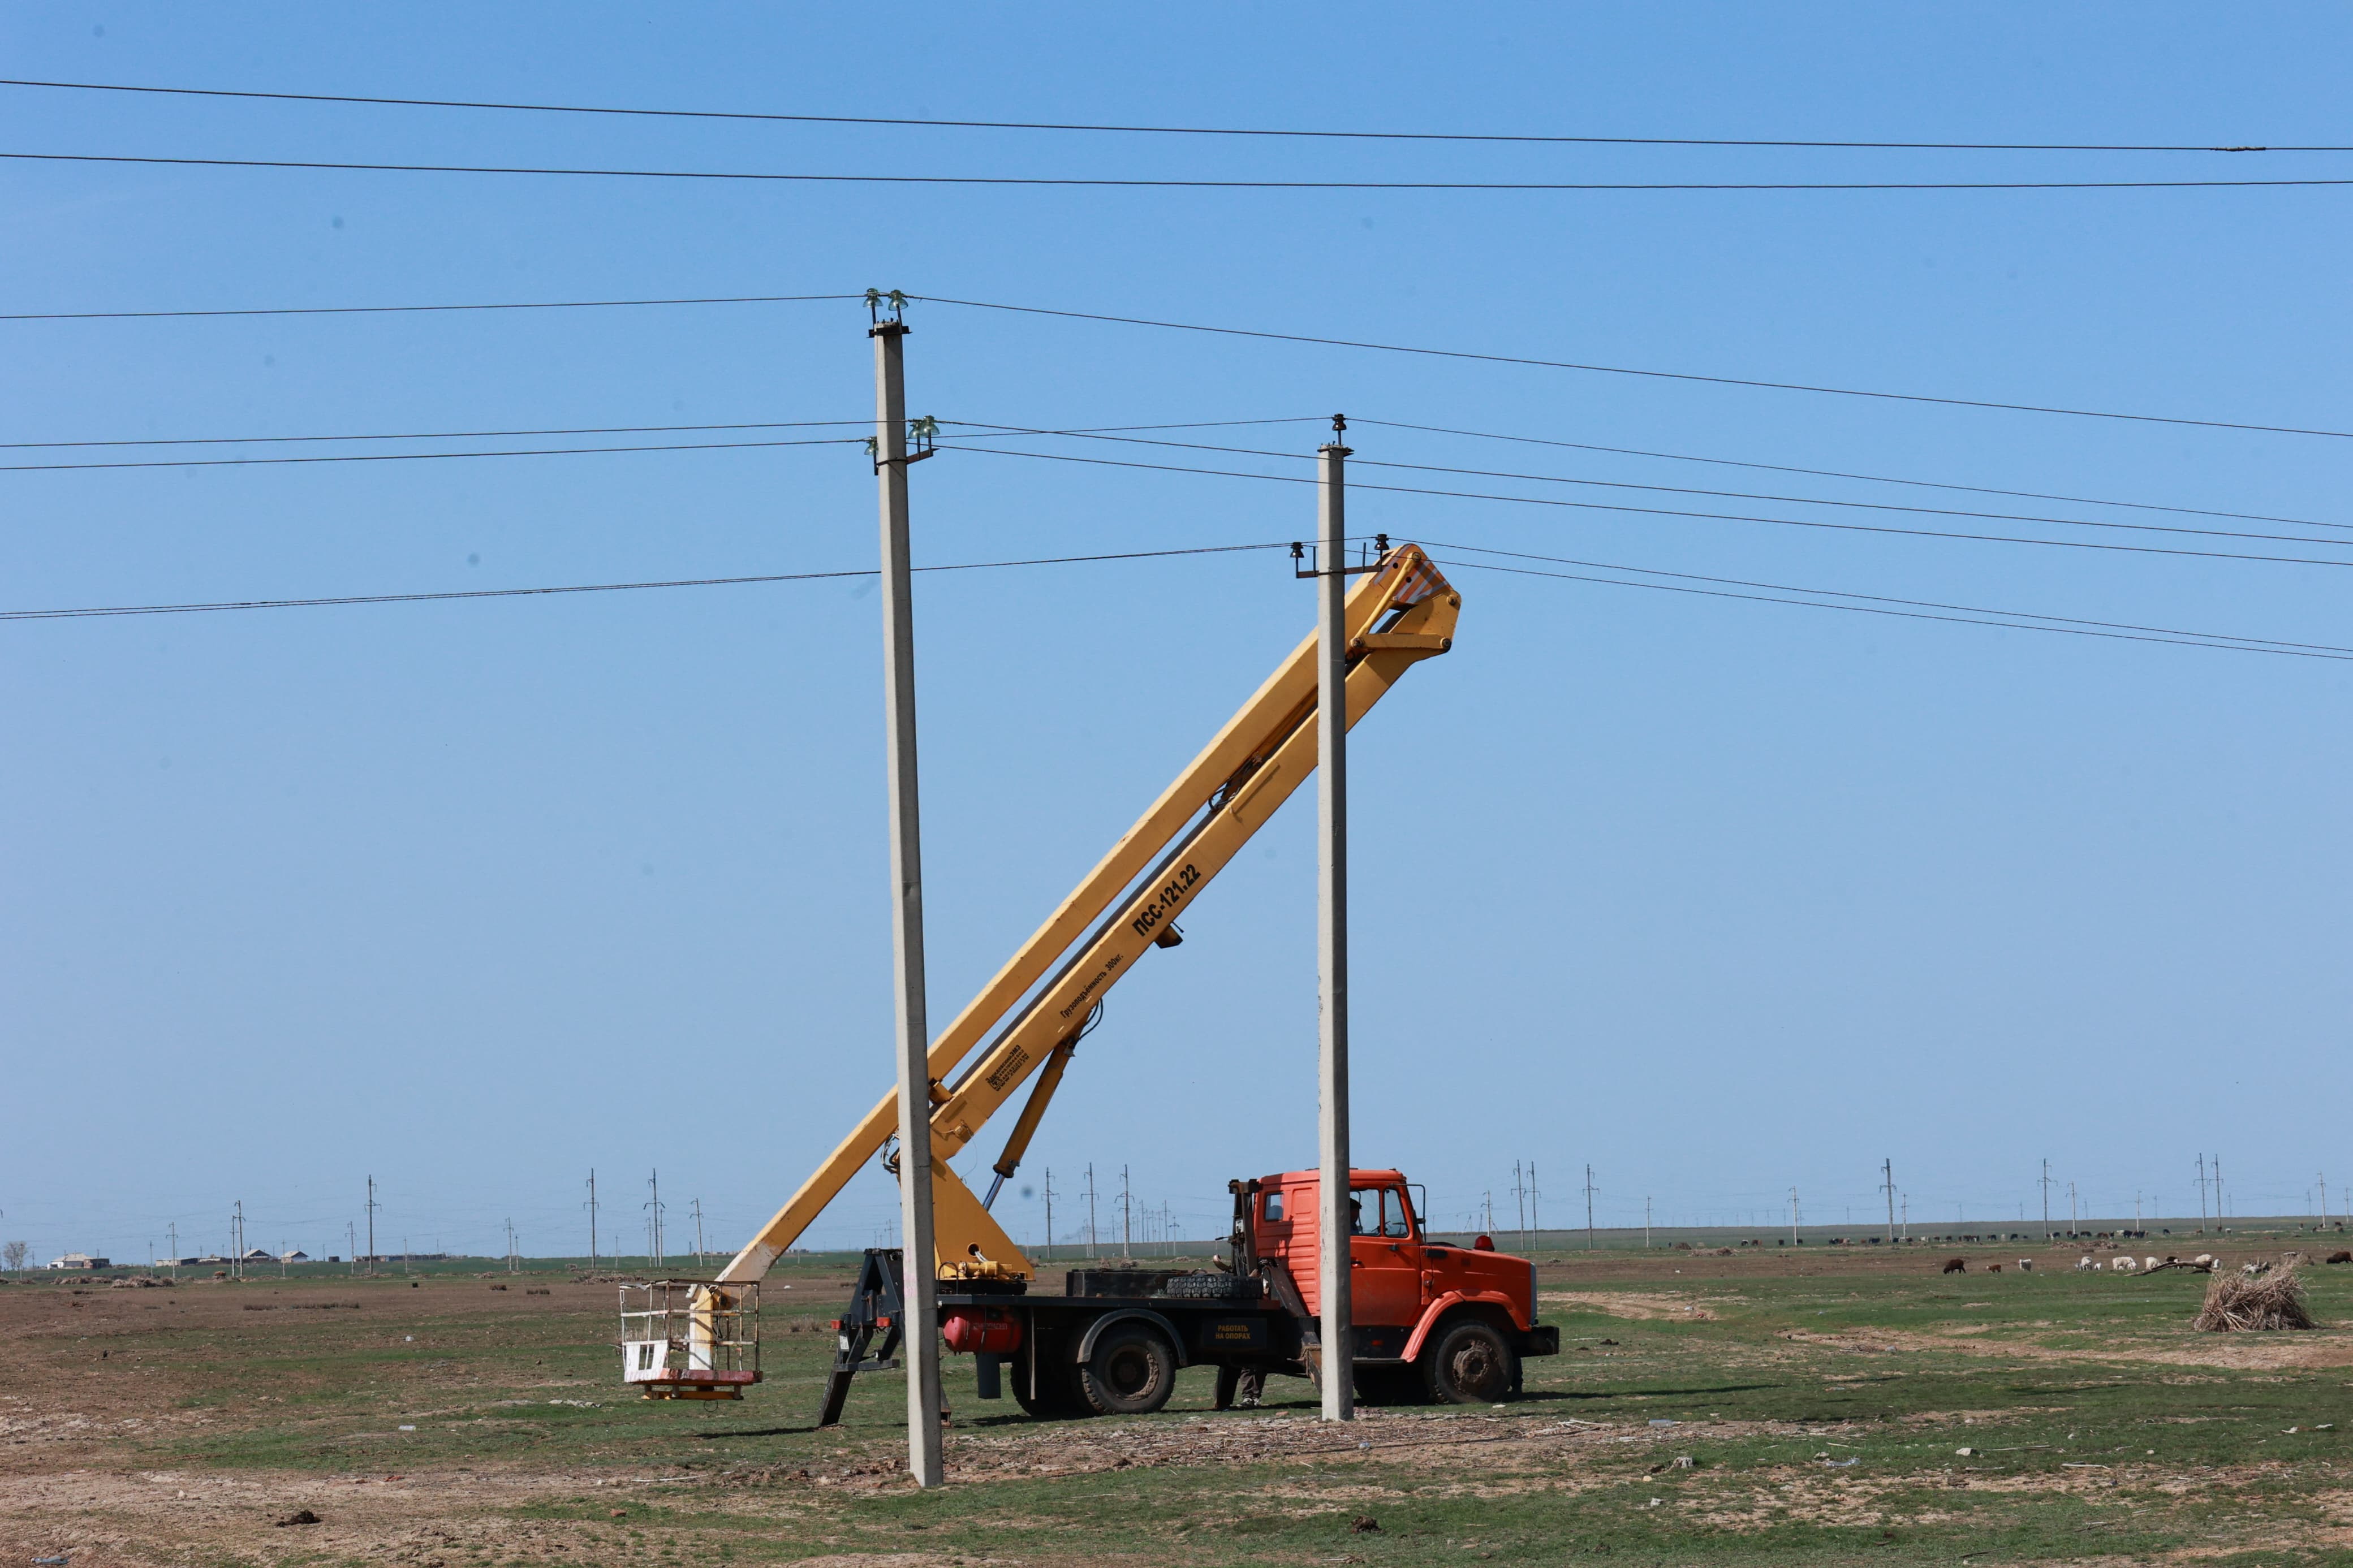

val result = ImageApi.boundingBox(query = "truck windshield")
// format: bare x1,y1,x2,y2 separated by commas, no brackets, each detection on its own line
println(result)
1351,1186,1415,1240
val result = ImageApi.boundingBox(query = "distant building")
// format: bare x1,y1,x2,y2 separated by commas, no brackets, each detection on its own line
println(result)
46,1253,110,1269
277,1250,309,1263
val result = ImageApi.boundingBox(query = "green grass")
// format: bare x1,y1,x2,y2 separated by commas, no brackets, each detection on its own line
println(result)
58,1249,2353,1563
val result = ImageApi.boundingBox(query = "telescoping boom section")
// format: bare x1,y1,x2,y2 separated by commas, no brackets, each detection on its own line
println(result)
719,545,1460,1286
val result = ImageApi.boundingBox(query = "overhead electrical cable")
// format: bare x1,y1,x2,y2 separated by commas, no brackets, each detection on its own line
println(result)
917,298,2353,442
0,292,859,323
1428,555,2353,663
0,434,867,472
0,414,1316,452
0,542,1290,622
8,149,2352,192
934,443,2353,569
1419,539,2353,656
945,422,2353,549
0,418,869,450
7,79,2344,153
1351,418,2348,533
11,280,2338,448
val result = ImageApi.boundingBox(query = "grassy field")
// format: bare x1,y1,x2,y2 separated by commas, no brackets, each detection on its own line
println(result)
5,1234,2350,1566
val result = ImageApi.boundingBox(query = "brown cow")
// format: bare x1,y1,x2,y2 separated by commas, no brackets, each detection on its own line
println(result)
1941,1258,1967,1274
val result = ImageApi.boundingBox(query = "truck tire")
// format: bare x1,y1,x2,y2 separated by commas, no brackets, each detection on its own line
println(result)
1078,1322,1178,1416
1354,1363,1424,1407
1011,1341,1086,1420
1420,1319,1518,1405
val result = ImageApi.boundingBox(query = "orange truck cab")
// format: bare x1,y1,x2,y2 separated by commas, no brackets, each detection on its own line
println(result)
1244,1167,1558,1404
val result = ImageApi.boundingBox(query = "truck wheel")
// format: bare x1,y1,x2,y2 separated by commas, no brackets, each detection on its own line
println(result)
1078,1323,1178,1416
1011,1342,1086,1419
1354,1364,1424,1407
1420,1319,1517,1405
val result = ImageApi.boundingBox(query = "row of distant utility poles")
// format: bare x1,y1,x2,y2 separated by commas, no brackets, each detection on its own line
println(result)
867,295,1359,1487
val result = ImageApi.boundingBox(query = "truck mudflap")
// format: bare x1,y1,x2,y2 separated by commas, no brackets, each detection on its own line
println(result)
1517,1324,1561,1358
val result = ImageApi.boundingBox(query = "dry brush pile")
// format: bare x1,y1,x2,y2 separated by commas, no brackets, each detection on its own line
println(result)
2191,1264,2316,1332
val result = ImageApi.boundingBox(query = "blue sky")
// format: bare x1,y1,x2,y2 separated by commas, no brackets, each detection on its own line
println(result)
3,7,2348,1264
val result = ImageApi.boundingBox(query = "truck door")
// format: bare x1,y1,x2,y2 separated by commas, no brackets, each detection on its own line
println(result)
1348,1185,1425,1340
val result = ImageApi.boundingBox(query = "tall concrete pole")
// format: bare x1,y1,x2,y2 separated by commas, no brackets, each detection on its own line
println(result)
1316,425,1354,1423
873,312,943,1488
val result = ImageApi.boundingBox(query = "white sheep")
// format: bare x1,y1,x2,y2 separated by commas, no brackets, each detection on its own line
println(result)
2110,1255,2137,1273
2077,1256,2099,1271
2144,1257,2160,1271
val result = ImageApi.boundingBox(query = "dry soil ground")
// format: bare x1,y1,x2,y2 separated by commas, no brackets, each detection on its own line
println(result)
4,1237,2350,1567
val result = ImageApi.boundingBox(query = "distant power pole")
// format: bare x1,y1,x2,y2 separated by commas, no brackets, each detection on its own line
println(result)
504,1218,518,1273
1085,1164,1099,1258
346,1221,356,1276
365,1176,380,1278
1644,1196,1652,1250
2212,1155,2225,1224
1529,1162,1540,1234
690,1198,706,1267
2320,1172,2330,1230
1899,1193,1909,1239
231,1200,245,1280
1121,1165,1134,1255
1881,1159,1897,1245
1042,1168,1055,1251
166,1222,178,1280
2067,1181,2078,1237
1583,1164,1598,1251
644,1170,665,1270
2039,1160,2055,1240
584,1169,599,1274
1512,1161,1526,1234
1789,1187,1801,1244
2196,1155,2208,1225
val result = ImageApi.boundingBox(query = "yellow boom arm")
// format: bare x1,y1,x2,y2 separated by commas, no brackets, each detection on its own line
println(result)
717,545,1460,1283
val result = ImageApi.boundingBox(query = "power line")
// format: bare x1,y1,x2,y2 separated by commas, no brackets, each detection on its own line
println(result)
1351,418,2350,534
936,443,2353,569
948,422,2353,549
0,418,868,450
0,292,858,323
917,297,2353,442
0,542,1288,623
1420,539,2353,658
1436,555,2353,662
9,149,2353,192
0,434,867,473
8,79,2345,154
0,414,1320,451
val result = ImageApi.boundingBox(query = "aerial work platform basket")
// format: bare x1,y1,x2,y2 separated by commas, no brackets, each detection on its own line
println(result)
618,1280,762,1400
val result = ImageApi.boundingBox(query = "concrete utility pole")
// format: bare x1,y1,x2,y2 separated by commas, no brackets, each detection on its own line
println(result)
1529,1162,1540,1234
1121,1165,1134,1255
167,1222,178,1280
2196,1155,2208,1225
365,1177,380,1278
1315,417,1354,1424
644,1170,664,1270
1042,1168,1055,1251
1644,1196,1652,1250
691,1198,706,1267
871,297,943,1489
1882,1159,1897,1245
2212,1155,2224,1223
1085,1164,1098,1258
584,1170,597,1275
2040,1159,2054,1240
1583,1164,1598,1251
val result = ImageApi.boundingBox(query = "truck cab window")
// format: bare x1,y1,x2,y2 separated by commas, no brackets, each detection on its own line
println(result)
1262,1190,1285,1223
1352,1187,1415,1240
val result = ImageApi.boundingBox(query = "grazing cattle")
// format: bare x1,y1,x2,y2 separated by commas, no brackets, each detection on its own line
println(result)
2325,1250,2352,1265
2111,1255,2137,1273
2017,1259,2033,1272
2145,1258,2161,1271
1942,1258,1967,1275
1988,1263,2003,1273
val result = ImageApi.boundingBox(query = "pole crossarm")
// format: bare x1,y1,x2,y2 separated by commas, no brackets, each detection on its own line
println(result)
719,545,1459,1284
